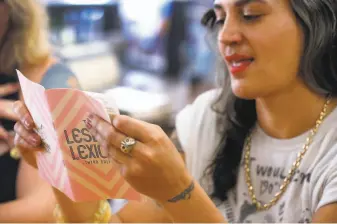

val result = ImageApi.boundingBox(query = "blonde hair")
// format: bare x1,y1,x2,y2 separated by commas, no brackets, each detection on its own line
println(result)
0,0,51,74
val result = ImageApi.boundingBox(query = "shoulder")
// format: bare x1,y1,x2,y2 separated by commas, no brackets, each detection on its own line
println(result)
308,108,337,211
176,89,220,125
41,61,81,90
175,89,220,141
311,144,337,212
313,107,337,170
175,89,222,180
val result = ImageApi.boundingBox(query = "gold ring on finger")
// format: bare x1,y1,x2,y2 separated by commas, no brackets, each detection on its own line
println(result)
120,137,136,154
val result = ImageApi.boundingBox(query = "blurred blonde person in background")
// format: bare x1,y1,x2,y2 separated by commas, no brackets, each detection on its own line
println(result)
0,0,80,222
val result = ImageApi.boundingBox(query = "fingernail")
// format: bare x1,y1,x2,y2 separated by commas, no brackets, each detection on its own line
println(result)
23,114,33,128
24,120,31,129
101,142,108,151
121,166,127,176
86,120,92,129
30,137,39,146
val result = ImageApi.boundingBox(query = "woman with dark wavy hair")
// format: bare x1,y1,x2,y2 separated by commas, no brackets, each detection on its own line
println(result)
12,0,337,222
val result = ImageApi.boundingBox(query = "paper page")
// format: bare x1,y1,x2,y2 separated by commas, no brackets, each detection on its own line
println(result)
18,70,144,202
17,70,64,187
44,88,143,202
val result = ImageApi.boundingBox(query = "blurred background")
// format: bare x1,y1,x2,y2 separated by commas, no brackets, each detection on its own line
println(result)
44,0,216,134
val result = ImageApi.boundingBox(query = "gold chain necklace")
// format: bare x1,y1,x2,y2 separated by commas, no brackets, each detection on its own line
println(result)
244,96,332,211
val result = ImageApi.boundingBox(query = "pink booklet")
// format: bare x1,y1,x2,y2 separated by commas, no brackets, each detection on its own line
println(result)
17,70,144,202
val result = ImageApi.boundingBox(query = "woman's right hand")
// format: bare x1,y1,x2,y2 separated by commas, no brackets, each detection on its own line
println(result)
12,101,42,168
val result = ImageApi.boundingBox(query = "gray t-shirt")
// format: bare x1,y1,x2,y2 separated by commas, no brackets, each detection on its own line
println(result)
176,89,337,223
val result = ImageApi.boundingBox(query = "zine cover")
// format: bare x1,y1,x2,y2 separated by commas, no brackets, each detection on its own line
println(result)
17,70,144,202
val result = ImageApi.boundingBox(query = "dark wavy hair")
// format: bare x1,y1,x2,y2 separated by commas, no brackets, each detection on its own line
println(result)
202,0,337,202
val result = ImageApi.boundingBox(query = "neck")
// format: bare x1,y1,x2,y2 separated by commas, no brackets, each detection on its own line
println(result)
256,81,336,139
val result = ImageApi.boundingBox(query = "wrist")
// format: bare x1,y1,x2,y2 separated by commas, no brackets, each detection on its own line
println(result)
156,172,194,205
156,181,225,223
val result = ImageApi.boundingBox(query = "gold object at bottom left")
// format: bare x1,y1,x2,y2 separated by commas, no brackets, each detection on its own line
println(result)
10,147,21,160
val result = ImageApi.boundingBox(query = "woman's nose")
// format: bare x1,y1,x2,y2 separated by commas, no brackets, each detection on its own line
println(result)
217,18,243,46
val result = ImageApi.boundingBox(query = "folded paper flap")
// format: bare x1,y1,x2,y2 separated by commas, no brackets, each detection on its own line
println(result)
17,69,45,91
16,70,58,152
17,70,62,188
84,91,120,118
46,89,141,201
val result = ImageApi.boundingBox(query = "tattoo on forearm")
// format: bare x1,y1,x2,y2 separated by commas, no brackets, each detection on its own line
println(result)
170,130,184,154
167,181,195,203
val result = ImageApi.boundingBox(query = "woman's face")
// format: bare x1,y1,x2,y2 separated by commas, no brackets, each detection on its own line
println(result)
215,0,304,99
0,2,9,44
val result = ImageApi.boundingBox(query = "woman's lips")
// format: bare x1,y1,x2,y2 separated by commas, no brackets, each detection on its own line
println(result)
228,59,254,75
224,54,254,76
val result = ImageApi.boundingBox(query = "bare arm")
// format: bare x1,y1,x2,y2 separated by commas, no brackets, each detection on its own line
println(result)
53,129,224,223
53,130,183,223
53,187,172,223
0,160,56,222
170,130,185,155
159,181,224,223
0,83,20,120
119,181,225,223
53,177,224,223
312,203,337,223
14,103,224,224
155,130,224,222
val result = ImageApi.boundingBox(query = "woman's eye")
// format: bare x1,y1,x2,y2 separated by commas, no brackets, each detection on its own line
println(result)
214,18,225,26
242,14,261,21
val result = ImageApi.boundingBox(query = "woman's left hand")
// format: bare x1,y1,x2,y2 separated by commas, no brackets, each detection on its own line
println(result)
87,114,192,203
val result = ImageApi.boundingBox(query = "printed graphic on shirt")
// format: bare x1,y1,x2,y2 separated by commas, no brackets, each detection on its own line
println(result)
264,213,276,223
278,201,285,222
298,208,311,223
236,194,288,223
240,156,256,167
232,188,237,204
235,156,312,222
223,199,236,223
238,199,257,223
241,155,311,195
